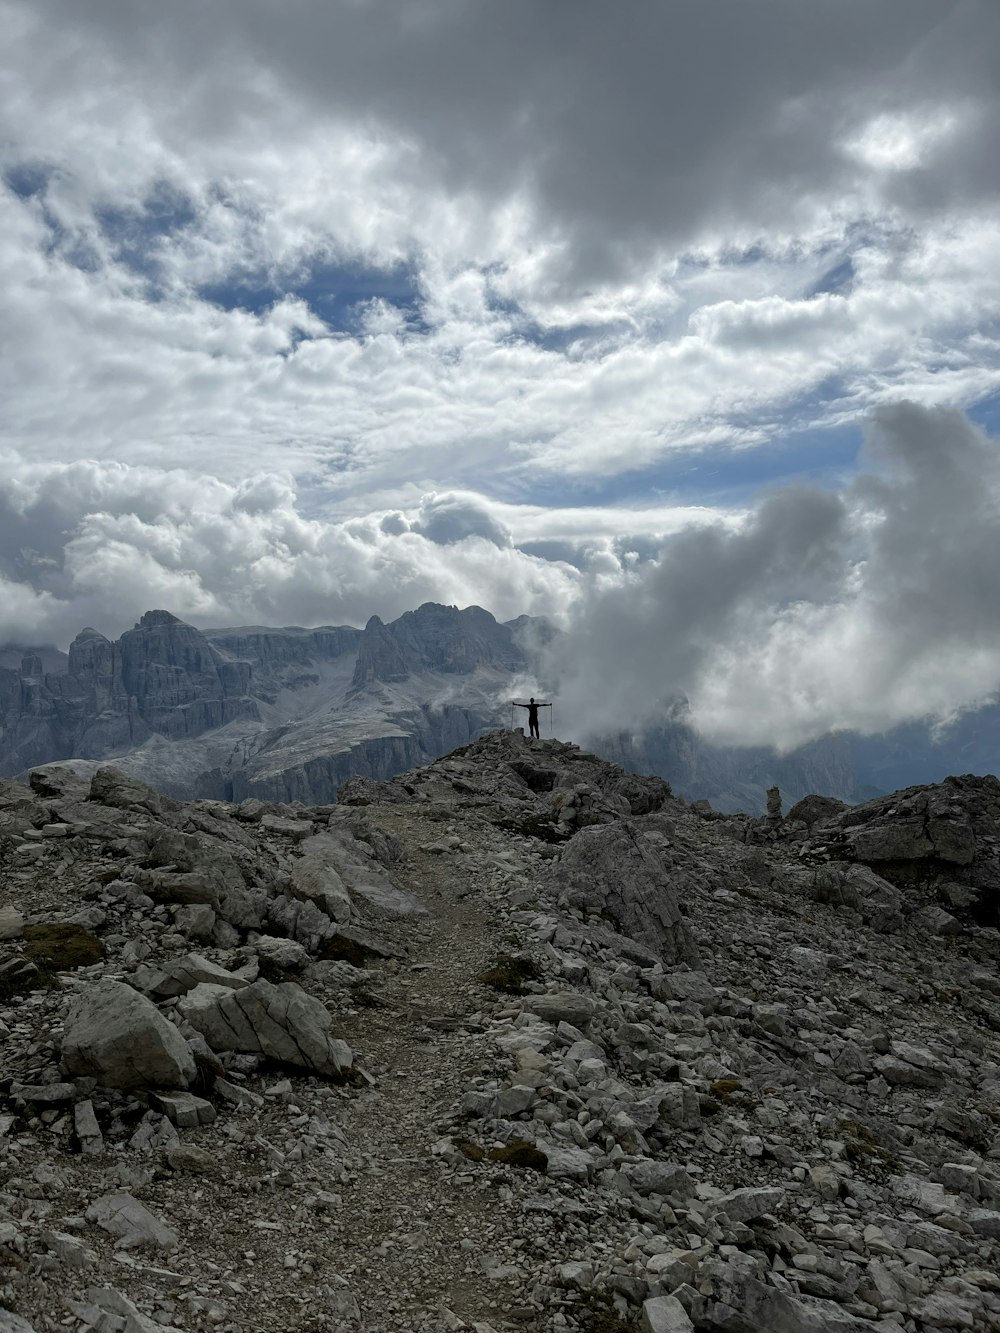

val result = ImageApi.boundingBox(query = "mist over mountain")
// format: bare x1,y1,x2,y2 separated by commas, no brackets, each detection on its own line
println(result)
3,599,999,816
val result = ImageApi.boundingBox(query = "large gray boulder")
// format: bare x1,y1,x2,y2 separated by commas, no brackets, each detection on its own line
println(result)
177,978,352,1078
548,821,699,965
318,815,426,917
288,832,353,923
699,1264,880,1332
810,864,903,933
0,1312,40,1333
88,767,177,815
85,1192,178,1251
61,980,195,1090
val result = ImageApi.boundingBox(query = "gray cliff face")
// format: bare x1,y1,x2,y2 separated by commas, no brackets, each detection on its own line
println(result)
0,611,259,776
8,600,1000,815
203,624,361,700
1,604,525,805
352,602,525,687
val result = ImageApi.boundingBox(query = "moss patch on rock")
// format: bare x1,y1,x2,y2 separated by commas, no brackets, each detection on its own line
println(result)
838,1118,898,1170
477,953,541,995
487,1140,548,1172
453,1137,485,1162
710,1077,744,1102
22,922,105,970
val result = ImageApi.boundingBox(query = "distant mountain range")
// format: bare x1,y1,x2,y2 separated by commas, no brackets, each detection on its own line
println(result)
2,603,997,812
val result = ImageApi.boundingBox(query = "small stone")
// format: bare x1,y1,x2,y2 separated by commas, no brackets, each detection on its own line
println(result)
165,1145,218,1174
74,1100,104,1156
0,906,24,939
623,1161,695,1198
40,1229,97,1268
149,1090,216,1128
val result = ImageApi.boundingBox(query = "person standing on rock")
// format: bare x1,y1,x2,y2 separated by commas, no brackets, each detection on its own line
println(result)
512,696,550,739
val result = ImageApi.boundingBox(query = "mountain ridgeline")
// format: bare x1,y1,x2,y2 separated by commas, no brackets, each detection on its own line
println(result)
0,605,532,805
2,603,999,813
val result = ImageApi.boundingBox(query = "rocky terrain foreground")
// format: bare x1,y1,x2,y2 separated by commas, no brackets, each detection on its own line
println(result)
1,733,999,1333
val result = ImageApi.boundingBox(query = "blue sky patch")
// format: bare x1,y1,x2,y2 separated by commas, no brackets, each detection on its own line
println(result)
806,256,855,298
198,257,426,334
4,161,54,198
95,181,197,280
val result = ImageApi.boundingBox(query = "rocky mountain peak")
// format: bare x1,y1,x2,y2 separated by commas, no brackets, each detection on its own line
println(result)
137,609,182,628
1,735,1000,1331
352,602,525,690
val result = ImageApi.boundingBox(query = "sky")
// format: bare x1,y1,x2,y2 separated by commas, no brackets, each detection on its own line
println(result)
2,0,1000,749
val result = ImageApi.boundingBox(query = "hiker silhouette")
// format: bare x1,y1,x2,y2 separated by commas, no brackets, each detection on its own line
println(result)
512,696,551,739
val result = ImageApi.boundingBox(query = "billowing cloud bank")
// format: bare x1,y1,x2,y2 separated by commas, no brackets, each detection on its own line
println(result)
551,404,1000,750
3,403,999,757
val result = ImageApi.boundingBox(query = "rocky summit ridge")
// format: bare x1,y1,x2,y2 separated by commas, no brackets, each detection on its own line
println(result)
1,732,1000,1333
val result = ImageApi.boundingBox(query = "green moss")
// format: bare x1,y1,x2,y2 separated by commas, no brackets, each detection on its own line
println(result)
477,953,541,994
487,1140,548,1172
22,922,105,970
837,1118,898,1169
453,1138,485,1162
710,1077,744,1101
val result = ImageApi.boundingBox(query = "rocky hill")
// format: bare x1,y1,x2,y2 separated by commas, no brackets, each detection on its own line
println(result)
1,733,999,1333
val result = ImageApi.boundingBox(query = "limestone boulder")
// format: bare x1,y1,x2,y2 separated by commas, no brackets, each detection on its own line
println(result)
85,1192,178,1250
142,826,260,930
288,832,353,923
88,766,178,815
177,978,352,1078
132,953,249,999
61,980,195,1090
548,820,699,965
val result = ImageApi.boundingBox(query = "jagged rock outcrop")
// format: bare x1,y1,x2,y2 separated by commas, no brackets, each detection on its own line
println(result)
548,821,700,965
177,978,353,1078
795,773,1000,927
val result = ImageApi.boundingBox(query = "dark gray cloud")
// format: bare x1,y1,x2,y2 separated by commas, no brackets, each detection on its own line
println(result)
15,0,999,287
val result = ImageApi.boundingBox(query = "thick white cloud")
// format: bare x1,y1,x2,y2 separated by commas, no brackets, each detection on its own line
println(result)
550,404,1000,750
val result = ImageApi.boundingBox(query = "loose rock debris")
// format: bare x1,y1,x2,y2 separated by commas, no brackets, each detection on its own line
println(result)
0,733,999,1332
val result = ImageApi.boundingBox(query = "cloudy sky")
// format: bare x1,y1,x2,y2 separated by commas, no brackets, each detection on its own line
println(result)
3,0,1000,747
